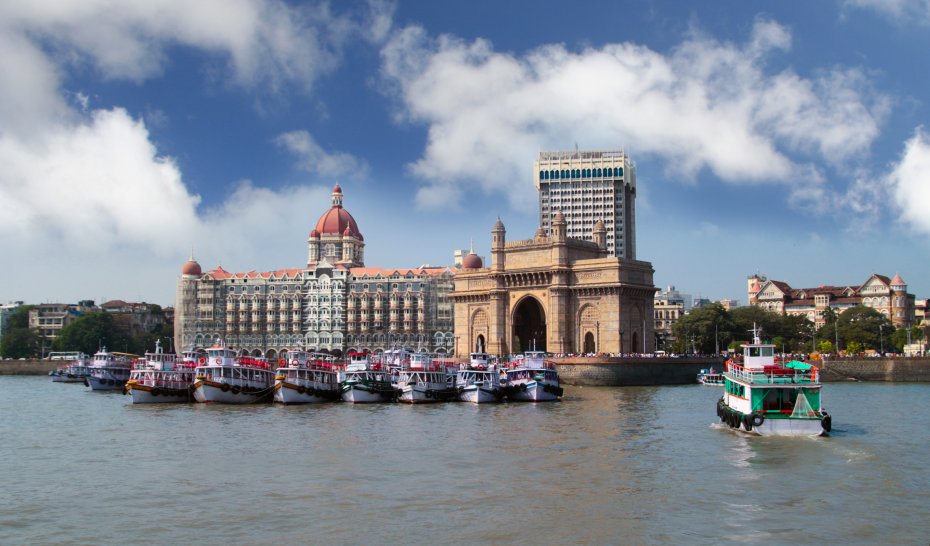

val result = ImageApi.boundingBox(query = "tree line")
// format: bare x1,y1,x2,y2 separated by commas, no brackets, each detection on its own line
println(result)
0,306,173,358
666,303,925,355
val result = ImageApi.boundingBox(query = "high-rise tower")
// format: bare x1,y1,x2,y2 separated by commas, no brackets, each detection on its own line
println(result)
534,149,636,259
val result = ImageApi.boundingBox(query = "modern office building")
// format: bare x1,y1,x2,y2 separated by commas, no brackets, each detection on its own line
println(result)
534,148,637,259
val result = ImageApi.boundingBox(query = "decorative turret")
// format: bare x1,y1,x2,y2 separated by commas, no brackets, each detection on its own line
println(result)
552,210,567,242
593,219,607,251
891,273,907,292
462,240,483,269
308,184,364,268
491,217,506,272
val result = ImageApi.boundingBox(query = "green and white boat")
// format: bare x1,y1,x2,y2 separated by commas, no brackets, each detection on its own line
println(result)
717,327,831,436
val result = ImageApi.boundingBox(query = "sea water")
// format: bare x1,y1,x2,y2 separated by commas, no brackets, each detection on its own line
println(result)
0,377,927,544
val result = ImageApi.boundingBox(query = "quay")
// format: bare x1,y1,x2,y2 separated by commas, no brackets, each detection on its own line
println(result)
554,356,720,386
0,359,59,375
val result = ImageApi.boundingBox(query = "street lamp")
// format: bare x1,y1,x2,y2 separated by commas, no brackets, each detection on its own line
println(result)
879,324,884,355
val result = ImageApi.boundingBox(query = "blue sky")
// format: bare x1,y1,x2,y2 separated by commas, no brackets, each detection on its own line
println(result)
2,0,929,307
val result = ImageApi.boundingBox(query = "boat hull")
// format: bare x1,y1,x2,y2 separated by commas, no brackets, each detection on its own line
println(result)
507,380,562,402
274,381,340,404
717,399,827,437
341,385,393,403
51,373,87,383
397,385,451,404
457,385,503,404
128,386,192,404
86,375,128,391
193,380,272,404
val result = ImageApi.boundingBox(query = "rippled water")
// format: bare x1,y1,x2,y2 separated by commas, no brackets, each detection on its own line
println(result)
1,377,928,544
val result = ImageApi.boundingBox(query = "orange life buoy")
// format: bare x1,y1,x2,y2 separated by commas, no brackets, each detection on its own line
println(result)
215,358,222,364
198,357,206,365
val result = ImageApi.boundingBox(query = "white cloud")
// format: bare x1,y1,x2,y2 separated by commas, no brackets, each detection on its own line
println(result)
0,0,350,92
845,0,930,24
380,19,888,211
886,128,930,235
276,130,370,179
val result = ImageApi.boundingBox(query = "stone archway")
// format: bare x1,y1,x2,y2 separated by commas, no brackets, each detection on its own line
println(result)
512,296,546,353
584,332,596,354
475,334,486,353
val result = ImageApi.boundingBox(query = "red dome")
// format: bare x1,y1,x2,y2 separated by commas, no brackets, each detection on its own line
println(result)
181,259,202,276
332,183,342,194
462,252,483,269
315,207,363,240
310,229,320,238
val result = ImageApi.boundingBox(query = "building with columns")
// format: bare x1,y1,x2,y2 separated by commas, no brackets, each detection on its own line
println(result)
175,185,455,357
452,212,656,356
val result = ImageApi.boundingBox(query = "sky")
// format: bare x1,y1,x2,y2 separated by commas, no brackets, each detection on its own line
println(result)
2,0,930,307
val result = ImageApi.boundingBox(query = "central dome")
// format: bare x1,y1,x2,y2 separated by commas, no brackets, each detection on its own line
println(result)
313,184,363,240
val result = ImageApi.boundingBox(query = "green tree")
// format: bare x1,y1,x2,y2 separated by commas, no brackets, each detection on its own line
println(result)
671,303,734,354
54,312,128,355
0,327,41,358
829,305,892,352
817,340,834,354
0,306,38,358
845,340,863,354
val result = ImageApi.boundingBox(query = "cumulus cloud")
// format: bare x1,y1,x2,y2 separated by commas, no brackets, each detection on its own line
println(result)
0,0,380,304
886,128,930,235
380,19,889,211
276,130,370,179
0,0,350,91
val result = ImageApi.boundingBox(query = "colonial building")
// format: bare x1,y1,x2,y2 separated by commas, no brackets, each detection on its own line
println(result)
535,148,637,259
175,185,455,357
748,273,916,328
453,213,656,356
654,286,686,344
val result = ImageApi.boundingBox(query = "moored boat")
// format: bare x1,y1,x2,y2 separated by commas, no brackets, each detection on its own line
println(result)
273,350,341,404
717,326,831,436
504,350,563,402
697,368,724,386
125,340,196,403
455,352,503,403
393,351,455,404
339,352,396,403
49,354,91,383
85,348,134,391
192,340,275,404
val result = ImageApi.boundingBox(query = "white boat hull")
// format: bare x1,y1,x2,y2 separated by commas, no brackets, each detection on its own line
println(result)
51,373,86,383
457,385,502,403
129,387,192,404
397,384,448,404
507,380,561,402
193,381,271,404
341,385,392,403
274,381,339,404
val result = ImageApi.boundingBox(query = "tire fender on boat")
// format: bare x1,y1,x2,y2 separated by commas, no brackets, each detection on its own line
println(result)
520,383,527,392
751,413,764,428
821,413,832,432
221,384,230,392
743,413,753,431
426,389,433,399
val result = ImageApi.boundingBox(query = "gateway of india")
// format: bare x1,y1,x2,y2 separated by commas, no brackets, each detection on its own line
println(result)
175,148,655,358
453,148,656,356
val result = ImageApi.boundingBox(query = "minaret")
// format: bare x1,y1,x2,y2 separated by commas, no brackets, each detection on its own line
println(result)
176,252,202,352
593,219,607,252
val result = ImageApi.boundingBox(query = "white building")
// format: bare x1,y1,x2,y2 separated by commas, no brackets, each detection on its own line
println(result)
175,185,456,357
535,148,637,259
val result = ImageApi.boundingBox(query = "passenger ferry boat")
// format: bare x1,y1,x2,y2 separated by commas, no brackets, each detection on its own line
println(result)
339,352,396,403
697,368,724,386
125,340,196,403
49,354,91,383
504,350,563,402
273,350,341,404
393,351,455,403
192,340,276,404
455,352,503,403
85,348,134,391
717,327,831,436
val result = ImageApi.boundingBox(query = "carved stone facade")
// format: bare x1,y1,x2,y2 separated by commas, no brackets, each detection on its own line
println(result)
453,213,656,356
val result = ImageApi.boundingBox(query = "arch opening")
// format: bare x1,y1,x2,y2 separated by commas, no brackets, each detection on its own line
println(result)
513,297,546,353
584,332,596,354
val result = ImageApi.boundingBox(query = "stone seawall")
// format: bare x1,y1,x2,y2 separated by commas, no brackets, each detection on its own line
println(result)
0,359,59,375
554,357,722,386
820,358,930,382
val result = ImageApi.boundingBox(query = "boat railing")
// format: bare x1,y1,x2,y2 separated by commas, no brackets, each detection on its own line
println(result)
726,362,819,384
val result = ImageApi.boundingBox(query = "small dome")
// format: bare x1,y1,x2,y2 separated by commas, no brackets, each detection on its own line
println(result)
492,217,505,231
181,258,202,276
553,210,566,225
343,226,353,237
534,226,546,239
310,229,320,238
593,219,606,233
462,252,483,269
332,183,342,194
